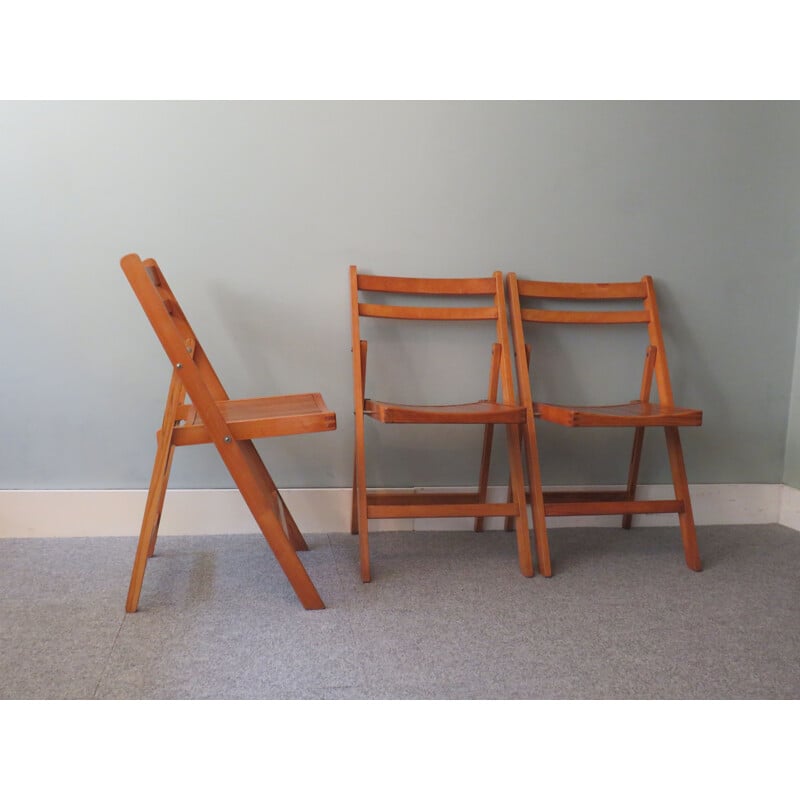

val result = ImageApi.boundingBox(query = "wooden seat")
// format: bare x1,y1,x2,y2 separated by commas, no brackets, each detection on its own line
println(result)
365,399,526,425
172,393,334,445
350,267,535,583
535,400,702,428
121,254,336,612
481,274,703,575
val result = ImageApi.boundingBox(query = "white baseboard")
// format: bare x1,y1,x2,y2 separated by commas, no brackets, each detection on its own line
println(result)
779,485,800,530
0,484,797,539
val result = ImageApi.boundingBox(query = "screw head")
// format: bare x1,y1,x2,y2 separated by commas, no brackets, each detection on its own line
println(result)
176,362,183,369
224,435,232,443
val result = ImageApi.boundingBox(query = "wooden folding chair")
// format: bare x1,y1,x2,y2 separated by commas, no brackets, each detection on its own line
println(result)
483,273,703,574
121,253,336,611
349,266,535,583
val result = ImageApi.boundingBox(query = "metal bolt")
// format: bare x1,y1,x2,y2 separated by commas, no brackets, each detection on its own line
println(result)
176,363,183,369
224,435,232,443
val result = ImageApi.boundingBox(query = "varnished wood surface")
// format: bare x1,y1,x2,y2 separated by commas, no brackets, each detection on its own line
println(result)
172,393,336,445
517,279,648,299
350,265,534,582
121,253,336,612
368,502,518,519
541,489,629,503
357,274,496,295
475,344,502,532
367,490,480,505
535,400,702,428
364,398,526,424
544,499,684,516
502,271,703,574
358,303,498,321
520,309,651,324
622,345,658,529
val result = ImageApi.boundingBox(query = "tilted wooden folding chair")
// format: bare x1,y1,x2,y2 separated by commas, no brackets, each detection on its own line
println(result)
480,273,703,574
349,266,535,583
121,254,336,611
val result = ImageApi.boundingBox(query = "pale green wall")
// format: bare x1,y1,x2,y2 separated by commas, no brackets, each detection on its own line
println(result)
1,101,799,490
784,305,800,489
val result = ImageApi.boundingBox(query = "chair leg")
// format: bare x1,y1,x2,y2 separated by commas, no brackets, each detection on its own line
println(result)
237,440,310,552
352,335,371,579
622,427,645,529
504,480,515,532
503,426,524,532
261,473,308,551
475,343,502,532
350,446,359,535
521,414,552,577
272,489,308,552
279,494,307,552
146,441,175,558
625,345,657,530
231,441,325,609
506,423,534,577
664,427,703,572
250,455,306,551
354,415,371,583
126,431,174,612
475,421,494,532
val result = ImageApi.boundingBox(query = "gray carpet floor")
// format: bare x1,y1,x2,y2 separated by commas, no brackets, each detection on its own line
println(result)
1,524,798,699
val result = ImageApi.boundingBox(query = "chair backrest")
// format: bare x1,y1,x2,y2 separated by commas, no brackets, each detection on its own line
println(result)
349,267,518,405
121,253,239,444
507,274,675,406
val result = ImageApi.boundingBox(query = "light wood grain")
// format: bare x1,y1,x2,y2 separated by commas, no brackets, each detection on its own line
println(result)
121,253,337,612
350,266,534,582
475,344,502,532
364,399,525,424
520,309,651,325
517,279,648,299
358,303,498,321
622,345,658,528
534,400,702,428
357,274,496,295
497,272,703,573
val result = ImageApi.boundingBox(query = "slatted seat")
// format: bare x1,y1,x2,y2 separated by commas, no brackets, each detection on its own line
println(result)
479,274,703,575
172,393,335,445
121,253,336,612
365,399,526,425
350,267,536,583
535,400,702,428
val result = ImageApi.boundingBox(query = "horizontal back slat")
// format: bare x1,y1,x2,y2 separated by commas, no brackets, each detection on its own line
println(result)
517,279,647,299
521,309,651,324
359,303,498,321
358,274,496,296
